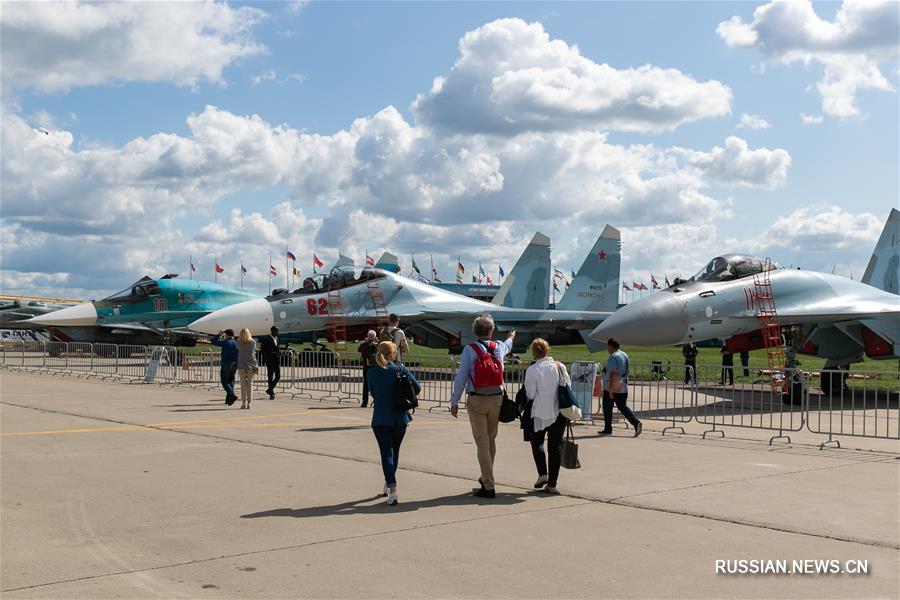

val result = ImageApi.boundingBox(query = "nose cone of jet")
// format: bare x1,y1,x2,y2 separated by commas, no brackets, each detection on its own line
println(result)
27,303,98,327
188,298,274,336
590,293,688,347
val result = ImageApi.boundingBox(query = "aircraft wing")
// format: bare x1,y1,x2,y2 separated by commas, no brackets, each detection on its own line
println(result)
761,299,900,325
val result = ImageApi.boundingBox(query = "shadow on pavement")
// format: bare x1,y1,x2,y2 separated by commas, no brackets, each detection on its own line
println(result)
241,491,537,518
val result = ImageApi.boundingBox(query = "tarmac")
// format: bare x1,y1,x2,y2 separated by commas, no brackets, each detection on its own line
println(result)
1,369,898,599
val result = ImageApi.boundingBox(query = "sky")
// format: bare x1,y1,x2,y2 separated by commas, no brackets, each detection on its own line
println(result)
1,0,898,302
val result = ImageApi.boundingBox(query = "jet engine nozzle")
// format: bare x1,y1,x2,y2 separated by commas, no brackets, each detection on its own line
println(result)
188,299,274,336
589,293,688,347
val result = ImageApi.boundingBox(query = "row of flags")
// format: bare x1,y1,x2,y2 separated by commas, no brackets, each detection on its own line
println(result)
622,274,671,292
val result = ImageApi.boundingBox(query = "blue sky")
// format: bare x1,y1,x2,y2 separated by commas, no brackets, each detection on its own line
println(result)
1,1,897,300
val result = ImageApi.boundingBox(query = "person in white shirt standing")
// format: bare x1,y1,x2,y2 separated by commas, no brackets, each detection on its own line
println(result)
523,338,569,494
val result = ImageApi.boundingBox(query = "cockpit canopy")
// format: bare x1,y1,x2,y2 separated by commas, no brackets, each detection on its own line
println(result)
103,276,162,304
278,267,387,296
689,255,779,283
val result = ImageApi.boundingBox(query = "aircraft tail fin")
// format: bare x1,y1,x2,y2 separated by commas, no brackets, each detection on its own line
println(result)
862,208,899,295
557,225,621,312
334,253,354,269
491,232,551,309
375,252,401,274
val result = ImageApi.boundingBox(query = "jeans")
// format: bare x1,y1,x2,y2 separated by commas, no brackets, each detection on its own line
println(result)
466,394,503,490
530,414,567,487
361,366,371,407
220,361,237,399
372,425,407,485
602,391,641,432
264,355,281,392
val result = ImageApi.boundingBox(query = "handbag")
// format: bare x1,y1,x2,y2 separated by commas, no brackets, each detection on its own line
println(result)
560,423,581,469
556,363,576,409
499,390,520,423
392,365,419,412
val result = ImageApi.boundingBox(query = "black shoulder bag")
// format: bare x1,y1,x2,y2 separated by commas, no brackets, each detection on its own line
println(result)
392,365,419,412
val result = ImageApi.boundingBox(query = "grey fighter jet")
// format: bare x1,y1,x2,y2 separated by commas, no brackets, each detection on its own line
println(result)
590,209,900,392
189,226,623,353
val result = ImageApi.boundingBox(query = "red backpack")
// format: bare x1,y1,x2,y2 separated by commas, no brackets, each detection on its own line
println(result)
469,341,504,394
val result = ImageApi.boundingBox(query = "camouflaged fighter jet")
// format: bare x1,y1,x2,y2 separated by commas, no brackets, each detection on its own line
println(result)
189,226,623,353
590,209,900,393
26,275,259,345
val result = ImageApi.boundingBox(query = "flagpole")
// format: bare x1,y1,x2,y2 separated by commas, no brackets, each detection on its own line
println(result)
189,255,192,280
430,254,434,284
214,255,217,283
240,260,243,289
284,244,289,290
268,252,272,295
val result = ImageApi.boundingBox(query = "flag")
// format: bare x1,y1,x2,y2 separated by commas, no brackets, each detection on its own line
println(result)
622,282,632,291
598,249,607,262
412,259,421,274
366,254,375,266
456,274,463,284
190,262,196,273
472,275,477,283
650,274,660,289
434,276,442,283
553,268,564,280
313,254,324,268
241,264,247,274
634,281,647,291
479,264,486,277
293,266,301,277
499,265,505,277
486,276,493,285
457,262,465,274
571,269,576,279
215,263,224,273
286,251,296,261
553,281,560,292
664,274,670,287
270,265,277,277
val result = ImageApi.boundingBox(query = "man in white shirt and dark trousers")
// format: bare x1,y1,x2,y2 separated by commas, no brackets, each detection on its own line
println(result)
260,326,281,399
379,314,409,362
450,316,516,499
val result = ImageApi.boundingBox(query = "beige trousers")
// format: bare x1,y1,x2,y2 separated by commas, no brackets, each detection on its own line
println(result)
466,394,503,490
237,369,254,403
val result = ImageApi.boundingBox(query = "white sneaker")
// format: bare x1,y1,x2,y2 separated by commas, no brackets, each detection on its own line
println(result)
381,485,389,497
386,491,398,505
534,475,549,489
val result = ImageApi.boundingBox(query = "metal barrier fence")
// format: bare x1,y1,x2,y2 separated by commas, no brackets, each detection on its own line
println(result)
2,341,897,448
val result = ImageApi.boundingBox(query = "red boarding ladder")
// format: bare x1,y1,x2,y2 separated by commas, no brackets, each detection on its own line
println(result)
367,278,390,332
752,258,786,394
326,289,349,352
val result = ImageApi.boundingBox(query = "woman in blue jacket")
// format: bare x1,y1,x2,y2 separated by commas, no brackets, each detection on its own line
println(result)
367,341,420,506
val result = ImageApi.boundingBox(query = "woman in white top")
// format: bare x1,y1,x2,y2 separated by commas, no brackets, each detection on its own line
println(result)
523,338,570,494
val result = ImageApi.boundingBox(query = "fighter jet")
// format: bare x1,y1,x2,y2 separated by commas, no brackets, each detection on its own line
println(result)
491,232,551,310
27,275,259,345
189,226,623,353
590,209,900,392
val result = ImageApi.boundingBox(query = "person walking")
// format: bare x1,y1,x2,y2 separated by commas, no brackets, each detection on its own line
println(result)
367,341,421,505
682,343,699,384
598,338,642,437
236,328,258,410
449,316,515,499
211,329,238,405
260,326,281,399
523,339,569,495
378,314,409,362
358,330,379,407
740,350,750,377
720,347,734,386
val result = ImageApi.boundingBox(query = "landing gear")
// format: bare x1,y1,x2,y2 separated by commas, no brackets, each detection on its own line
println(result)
780,328,806,406
820,364,849,396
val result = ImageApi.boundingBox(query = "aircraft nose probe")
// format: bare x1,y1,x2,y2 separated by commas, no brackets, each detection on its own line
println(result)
589,293,689,346
188,298,275,336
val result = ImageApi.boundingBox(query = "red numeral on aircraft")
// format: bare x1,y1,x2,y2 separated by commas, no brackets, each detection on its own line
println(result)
307,298,329,315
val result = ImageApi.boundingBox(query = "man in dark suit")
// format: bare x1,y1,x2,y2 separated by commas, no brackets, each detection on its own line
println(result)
682,343,698,384
260,326,281,399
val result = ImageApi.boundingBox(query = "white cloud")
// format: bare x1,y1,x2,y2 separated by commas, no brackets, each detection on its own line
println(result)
737,113,771,129
413,18,732,135
726,204,884,274
677,136,791,189
286,1,308,15
800,113,824,125
250,69,278,86
0,1,267,93
717,1,899,118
